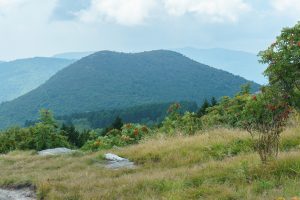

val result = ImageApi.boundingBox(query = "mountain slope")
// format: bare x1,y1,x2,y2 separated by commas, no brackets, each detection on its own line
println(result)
0,50,260,128
175,47,267,84
0,57,74,103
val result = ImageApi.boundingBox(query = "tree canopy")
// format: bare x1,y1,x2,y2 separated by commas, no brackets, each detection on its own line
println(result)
259,22,300,109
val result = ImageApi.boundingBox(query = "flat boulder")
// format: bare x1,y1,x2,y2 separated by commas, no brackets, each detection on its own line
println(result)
38,148,74,156
104,153,135,169
0,188,36,200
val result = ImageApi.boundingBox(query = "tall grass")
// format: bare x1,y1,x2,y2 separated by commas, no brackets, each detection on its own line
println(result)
0,125,299,199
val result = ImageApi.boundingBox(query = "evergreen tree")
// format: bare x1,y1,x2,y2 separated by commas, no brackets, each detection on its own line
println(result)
197,99,211,117
61,123,80,147
211,97,218,106
39,109,57,127
112,116,123,130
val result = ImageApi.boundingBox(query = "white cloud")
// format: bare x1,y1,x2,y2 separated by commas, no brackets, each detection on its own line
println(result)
78,0,157,26
0,0,22,11
271,0,300,17
78,0,251,26
164,0,251,22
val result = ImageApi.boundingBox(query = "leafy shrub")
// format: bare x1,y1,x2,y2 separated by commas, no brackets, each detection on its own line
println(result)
201,84,251,129
160,103,202,135
242,87,292,162
81,124,151,151
0,125,69,153
0,109,70,153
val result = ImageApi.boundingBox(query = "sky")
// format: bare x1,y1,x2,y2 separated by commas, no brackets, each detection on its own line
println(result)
0,0,299,60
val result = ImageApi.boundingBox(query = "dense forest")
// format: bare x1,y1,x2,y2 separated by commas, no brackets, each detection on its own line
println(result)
24,101,198,129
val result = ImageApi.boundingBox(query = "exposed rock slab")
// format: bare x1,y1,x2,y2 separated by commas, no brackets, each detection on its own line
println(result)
38,148,74,156
104,153,135,169
0,188,36,200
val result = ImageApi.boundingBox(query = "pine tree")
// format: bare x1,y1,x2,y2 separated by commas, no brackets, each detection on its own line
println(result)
112,116,123,130
197,99,210,117
211,97,218,106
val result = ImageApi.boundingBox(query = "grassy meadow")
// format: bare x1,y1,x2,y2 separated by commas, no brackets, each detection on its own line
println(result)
0,123,300,200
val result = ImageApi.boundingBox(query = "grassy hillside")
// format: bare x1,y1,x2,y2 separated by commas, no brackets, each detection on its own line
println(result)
0,50,260,129
0,124,299,200
0,57,74,103
176,47,267,84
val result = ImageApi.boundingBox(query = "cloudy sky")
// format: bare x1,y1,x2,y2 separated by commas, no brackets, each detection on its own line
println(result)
0,0,299,60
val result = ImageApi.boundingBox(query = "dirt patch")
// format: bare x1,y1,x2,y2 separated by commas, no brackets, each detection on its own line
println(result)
0,187,36,200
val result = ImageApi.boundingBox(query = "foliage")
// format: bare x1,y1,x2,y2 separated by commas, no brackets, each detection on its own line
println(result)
242,87,292,162
111,116,123,130
0,109,82,153
0,124,69,154
197,99,210,117
39,109,57,127
60,124,96,148
29,123,69,151
160,103,202,135
56,101,198,129
259,22,300,110
81,124,151,151
197,97,218,117
201,86,251,128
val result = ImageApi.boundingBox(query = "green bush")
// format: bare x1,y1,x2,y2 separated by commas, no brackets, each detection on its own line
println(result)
0,124,70,153
160,103,202,135
241,87,292,162
81,124,151,151
0,109,70,153
201,85,251,129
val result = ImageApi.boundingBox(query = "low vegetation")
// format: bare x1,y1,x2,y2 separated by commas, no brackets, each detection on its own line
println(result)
0,125,300,200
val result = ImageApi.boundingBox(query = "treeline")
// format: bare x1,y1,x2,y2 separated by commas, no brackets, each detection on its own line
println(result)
26,101,198,129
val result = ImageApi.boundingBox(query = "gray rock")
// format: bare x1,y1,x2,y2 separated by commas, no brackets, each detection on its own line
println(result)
0,188,36,200
38,148,74,156
104,153,135,169
104,153,127,161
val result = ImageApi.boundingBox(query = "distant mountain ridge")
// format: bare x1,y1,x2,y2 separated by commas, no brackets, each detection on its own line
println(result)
53,48,267,84
0,57,74,103
175,47,267,84
0,50,260,129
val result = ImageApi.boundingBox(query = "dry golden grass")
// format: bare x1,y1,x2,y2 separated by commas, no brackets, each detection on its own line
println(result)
0,126,300,200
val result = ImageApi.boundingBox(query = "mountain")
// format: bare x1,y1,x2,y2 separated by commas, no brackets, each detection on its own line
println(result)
175,47,267,84
54,48,267,84
0,57,74,103
53,51,94,60
0,50,260,129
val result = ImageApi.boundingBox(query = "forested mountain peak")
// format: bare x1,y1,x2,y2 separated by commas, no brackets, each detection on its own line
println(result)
0,50,260,129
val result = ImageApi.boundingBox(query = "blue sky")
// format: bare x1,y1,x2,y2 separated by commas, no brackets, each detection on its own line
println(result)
0,0,299,60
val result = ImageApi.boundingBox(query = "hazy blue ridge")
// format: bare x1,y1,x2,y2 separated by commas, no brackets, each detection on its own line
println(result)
0,57,74,103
